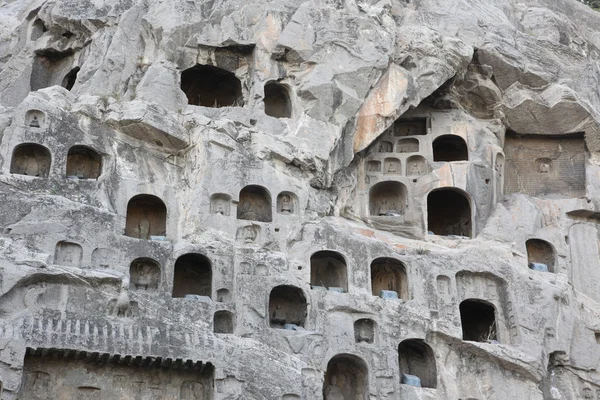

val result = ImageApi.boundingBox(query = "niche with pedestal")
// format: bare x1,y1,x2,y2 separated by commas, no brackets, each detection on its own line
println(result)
277,192,297,214
398,339,437,388
214,311,234,334
30,49,79,91
181,64,242,108
354,319,375,344
310,251,348,292
25,110,45,128
460,299,497,342
172,253,212,299
369,181,407,216
323,354,369,400
124,195,167,239
210,193,231,216
433,135,468,162
427,188,472,237
383,158,401,175
54,241,83,267
129,258,160,292
269,285,307,329
406,155,429,177
526,239,555,272
10,143,51,177
237,185,272,222
370,257,408,300
66,146,102,179
264,82,291,118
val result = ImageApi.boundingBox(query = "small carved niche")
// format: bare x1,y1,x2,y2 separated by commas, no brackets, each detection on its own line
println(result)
91,248,117,268
396,138,419,153
393,119,427,136
433,135,468,162
406,155,429,176
269,285,307,328
129,258,161,292
383,158,401,175
76,386,101,400
427,189,472,237
66,146,102,179
54,241,83,267
277,192,297,214
526,239,555,272
378,141,393,153
172,253,212,298
236,225,260,244
323,355,368,400
264,82,291,118
10,143,51,177
535,157,552,174
181,64,243,107
460,299,497,342
214,310,234,334
398,339,437,388
25,110,45,128
371,257,408,299
367,160,381,172
369,181,407,216
310,251,348,292
124,194,167,239
216,288,231,302
354,319,375,344
237,185,272,222
210,193,231,216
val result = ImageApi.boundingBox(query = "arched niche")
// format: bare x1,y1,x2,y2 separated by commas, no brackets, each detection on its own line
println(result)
526,239,555,272
406,155,429,176
129,258,160,292
66,146,102,179
268,285,307,329
460,299,497,342
124,195,167,239
181,64,242,108
370,257,408,300
210,193,231,216
10,143,51,177
323,354,369,400
396,138,419,153
277,192,297,215
25,110,45,128
354,319,375,344
427,188,472,237
383,158,401,175
367,160,381,172
310,251,348,292
216,288,231,302
398,339,437,388
172,253,212,299
214,310,234,334
378,141,393,153
54,241,82,267
433,135,468,161
264,82,291,118
237,185,272,222
369,181,407,216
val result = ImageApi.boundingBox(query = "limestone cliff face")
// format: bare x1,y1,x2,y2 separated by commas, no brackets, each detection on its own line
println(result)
0,0,600,398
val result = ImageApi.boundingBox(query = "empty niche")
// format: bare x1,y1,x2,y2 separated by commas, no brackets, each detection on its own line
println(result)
10,143,51,177
181,64,242,107
214,310,234,334
25,110,45,128
323,354,369,400
526,239,555,272
383,158,401,175
396,138,419,153
503,133,586,198
91,248,117,268
460,299,497,342
269,285,307,329
30,49,77,91
427,188,472,237
393,119,428,136
378,141,393,153
216,288,231,302
172,253,212,299
264,82,291,118
54,241,83,266
310,251,348,292
367,160,381,172
406,155,430,176
398,339,437,388
354,319,375,344
66,146,102,179
369,181,407,216
370,257,408,300
210,193,231,216
277,192,297,214
432,135,468,162
124,194,167,239
237,185,272,222
129,258,160,292
62,67,80,91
